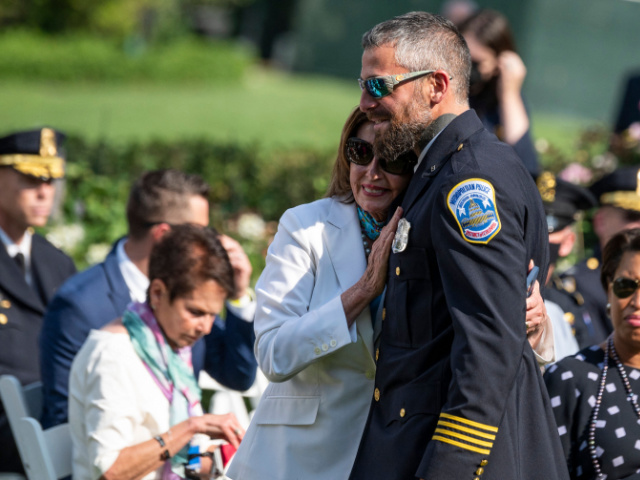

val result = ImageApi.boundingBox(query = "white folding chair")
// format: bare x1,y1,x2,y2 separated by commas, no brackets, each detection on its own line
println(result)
0,375,43,433
16,418,72,480
0,375,44,480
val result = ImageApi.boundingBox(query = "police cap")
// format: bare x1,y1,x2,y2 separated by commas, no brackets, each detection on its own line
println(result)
537,171,597,233
589,166,640,212
0,128,66,180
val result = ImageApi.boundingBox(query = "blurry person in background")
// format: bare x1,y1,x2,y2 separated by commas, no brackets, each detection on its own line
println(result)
458,9,540,177
562,166,640,344
611,69,640,153
40,169,257,431
537,171,597,359
440,0,478,26
0,127,76,474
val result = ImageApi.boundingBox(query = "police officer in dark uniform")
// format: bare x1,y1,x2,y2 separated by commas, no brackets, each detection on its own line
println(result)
561,165,640,344
350,12,569,480
536,171,597,349
0,128,76,473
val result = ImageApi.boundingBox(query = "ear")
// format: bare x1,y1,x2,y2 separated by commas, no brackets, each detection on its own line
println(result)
148,278,167,309
150,222,172,242
429,69,451,104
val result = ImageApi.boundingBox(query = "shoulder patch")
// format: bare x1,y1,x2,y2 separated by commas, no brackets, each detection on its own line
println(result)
447,178,501,244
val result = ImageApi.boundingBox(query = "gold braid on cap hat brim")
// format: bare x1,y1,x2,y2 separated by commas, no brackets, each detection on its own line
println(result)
601,191,640,212
0,154,65,180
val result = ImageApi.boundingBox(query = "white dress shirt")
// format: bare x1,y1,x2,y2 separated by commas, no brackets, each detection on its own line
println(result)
0,226,33,286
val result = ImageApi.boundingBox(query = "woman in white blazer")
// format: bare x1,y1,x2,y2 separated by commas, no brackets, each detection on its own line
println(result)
227,108,411,480
227,108,552,480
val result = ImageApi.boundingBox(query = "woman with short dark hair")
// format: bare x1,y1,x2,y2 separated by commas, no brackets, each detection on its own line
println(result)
545,227,640,479
69,224,244,480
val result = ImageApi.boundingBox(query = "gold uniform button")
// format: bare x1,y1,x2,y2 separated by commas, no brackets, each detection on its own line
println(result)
399,408,406,417
375,348,380,361
0,300,10,309
563,312,575,325
0,314,7,325
457,143,464,151
475,467,484,475
382,308,386,321
587,257,599,270
396,267,400,276
474,477,480,480
480,459,488,466
374,388,380,401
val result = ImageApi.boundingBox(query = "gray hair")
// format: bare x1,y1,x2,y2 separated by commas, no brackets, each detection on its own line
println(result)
361,11,471,104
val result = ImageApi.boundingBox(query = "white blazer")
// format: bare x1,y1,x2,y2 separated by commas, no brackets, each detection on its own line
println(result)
227,197,380,480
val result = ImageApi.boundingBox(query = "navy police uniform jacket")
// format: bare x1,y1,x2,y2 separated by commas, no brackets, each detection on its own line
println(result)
0,233,76,472
560,252,611,344
349,111,569,480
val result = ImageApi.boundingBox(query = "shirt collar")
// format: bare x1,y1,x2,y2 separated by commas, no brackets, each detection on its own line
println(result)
116,238,149,303
0,226,32,258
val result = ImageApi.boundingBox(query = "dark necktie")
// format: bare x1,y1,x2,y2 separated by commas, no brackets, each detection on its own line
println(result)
13,253,25,276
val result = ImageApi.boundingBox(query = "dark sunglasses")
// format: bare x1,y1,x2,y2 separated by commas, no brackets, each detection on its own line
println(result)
612,277,640,298
345,137,417,175
358,70,436,99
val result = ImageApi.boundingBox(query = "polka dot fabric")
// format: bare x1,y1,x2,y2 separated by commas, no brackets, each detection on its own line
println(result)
544,345,640,479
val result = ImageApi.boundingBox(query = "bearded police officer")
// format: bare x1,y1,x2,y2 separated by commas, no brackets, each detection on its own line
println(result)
349,12,568,480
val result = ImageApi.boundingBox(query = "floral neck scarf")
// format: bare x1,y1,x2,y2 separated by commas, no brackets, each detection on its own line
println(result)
123,302,203,479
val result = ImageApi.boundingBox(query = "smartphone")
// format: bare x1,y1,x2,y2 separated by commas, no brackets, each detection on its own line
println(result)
526,266,539,297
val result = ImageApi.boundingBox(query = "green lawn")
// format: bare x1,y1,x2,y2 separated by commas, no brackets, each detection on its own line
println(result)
0,68,593,155
0,68,361,151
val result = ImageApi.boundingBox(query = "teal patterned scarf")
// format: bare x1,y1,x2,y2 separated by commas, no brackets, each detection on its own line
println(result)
357,205,386,240
123,301,203,479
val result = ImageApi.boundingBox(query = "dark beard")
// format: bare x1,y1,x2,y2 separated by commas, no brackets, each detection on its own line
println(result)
373,118,429,162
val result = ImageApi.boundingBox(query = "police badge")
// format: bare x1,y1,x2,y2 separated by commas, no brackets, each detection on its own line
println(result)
392,218,411,253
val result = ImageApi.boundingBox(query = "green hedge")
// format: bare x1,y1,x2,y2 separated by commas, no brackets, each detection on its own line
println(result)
0,30,253,83
45,136,336,273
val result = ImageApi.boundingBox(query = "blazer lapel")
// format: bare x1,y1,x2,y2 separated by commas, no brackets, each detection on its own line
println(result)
324,199,375,358
102,242,133,312
0,243,45,314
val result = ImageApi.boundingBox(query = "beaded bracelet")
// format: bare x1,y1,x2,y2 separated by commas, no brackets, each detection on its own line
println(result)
154,435,171,461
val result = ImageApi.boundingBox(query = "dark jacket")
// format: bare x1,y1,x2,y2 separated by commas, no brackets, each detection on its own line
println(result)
0,233,76,473
350,110,569,480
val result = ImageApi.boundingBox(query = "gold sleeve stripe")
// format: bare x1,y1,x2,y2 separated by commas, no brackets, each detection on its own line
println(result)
432,435,492,455
437,420,497,440
433,428,494,448
439,412,499,433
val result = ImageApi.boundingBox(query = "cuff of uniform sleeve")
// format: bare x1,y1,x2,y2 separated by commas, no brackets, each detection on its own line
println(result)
226,288,256,322
534,324,555,368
